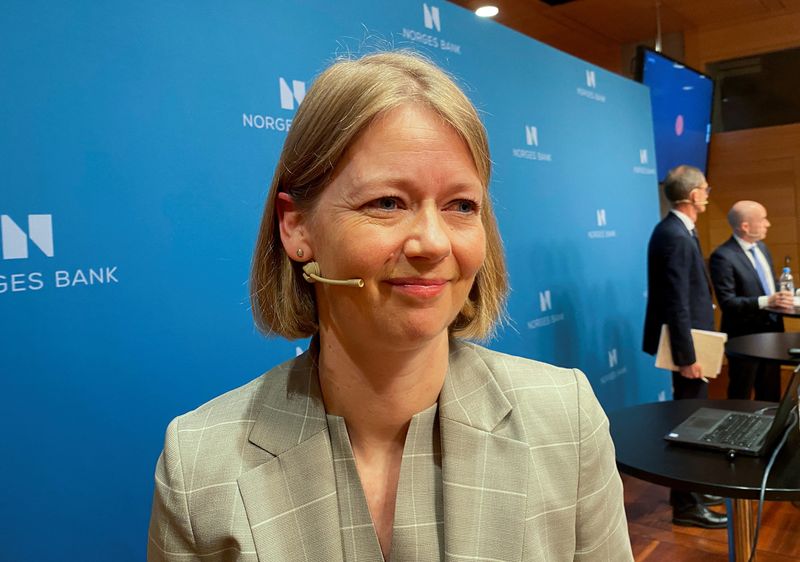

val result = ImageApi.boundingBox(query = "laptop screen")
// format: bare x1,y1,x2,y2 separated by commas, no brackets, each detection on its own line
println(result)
761,366,800,448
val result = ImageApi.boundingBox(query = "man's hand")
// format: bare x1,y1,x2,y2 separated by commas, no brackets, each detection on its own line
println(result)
768,290,795,310
679,363,704,379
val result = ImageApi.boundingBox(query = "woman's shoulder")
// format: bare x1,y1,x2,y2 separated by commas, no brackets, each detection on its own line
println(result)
452,340,600,413
454,340,581,386
451,341,606,445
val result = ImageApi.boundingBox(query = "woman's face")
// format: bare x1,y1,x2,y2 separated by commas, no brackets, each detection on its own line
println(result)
289,103,486,348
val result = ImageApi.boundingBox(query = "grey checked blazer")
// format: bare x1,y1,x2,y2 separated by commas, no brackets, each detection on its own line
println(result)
148,340,633,561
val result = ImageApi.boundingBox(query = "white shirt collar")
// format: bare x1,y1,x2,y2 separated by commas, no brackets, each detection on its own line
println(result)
670,209,695,233
733,233,757,253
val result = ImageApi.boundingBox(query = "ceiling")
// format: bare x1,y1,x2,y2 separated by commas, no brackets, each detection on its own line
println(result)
450,0,800,47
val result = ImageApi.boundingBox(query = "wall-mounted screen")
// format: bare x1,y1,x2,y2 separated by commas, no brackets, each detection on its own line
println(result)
636,46,714,180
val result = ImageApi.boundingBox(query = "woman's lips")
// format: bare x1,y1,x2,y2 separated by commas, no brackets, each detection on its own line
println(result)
385,277,448,298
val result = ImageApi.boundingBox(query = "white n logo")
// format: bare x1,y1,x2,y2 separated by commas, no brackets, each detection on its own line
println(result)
608,348,618,368
423,4,441,31
1,214,54,260
279,78,306,110
596,209,607,227
640,149,648,164
539,290,552,312
525,125,538,147
585,70,596,88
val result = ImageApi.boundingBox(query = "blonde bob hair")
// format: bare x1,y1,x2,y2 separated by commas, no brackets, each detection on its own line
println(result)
250,51,507,340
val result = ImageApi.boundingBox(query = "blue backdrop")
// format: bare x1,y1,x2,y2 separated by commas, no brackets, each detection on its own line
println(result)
1,1,665,559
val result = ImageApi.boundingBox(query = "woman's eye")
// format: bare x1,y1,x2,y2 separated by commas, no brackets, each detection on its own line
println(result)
451,199,478,213
370,197,400,211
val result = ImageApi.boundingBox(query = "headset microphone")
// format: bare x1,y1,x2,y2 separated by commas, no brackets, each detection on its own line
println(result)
674,198,709,206
302,262,364,288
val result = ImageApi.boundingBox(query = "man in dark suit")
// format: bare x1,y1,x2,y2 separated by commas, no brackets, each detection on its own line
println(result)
710,201,793,401
643,164,727,529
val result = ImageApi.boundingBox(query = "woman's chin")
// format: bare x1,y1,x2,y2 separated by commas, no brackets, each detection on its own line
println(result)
364,318,451,349
320,301,461,349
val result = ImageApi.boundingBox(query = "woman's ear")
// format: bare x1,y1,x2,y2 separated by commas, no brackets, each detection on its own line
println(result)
276,192,310,260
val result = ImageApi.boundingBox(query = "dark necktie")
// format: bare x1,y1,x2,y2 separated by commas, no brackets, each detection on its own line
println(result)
690,228,701,249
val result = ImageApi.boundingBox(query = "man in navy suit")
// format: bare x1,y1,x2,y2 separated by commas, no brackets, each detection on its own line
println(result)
643,164,727,529
710,201,793,401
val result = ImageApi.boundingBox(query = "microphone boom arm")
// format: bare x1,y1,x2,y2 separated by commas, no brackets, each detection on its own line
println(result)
302,262,365,288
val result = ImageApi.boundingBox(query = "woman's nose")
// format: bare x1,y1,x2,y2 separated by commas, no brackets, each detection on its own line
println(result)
403,205,451,262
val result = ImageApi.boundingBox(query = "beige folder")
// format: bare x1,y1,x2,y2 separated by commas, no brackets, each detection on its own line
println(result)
655,324,728,378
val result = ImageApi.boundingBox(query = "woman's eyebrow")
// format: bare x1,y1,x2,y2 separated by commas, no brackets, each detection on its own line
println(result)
352,174,482,193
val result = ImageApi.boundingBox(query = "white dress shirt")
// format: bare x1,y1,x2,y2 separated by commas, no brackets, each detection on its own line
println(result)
670,209,695,233
733,234,775,308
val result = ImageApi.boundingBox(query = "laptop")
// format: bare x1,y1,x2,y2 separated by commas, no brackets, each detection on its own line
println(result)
664,365,800,456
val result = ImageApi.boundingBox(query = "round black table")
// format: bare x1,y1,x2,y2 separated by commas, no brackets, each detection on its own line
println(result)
609,399,800,499
609,399,800,561
764,306,800,318
725,332,800,365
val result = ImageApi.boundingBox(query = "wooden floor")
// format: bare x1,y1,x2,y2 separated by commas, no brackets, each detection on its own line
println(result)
623,475,800,561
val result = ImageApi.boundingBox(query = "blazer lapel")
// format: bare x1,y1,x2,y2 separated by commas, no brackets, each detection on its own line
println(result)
688,228,715,295
238,345,344,562
729,238,763,290
439,342,529,561
669,214,713,293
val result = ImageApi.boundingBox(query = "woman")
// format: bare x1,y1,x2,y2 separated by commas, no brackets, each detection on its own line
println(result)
148,51,632,561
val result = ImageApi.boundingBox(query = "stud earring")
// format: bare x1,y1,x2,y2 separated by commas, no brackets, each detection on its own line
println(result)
296,248,304,258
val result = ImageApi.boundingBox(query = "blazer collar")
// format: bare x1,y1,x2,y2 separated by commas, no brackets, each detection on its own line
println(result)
439,339,513,431
248,338,517,453
732,233,756,253
247,338,327,456
240,338,529,562
726,236,765,281
669,209,695,233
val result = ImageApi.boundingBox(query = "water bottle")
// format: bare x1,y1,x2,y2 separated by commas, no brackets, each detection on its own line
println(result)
779,267,794,294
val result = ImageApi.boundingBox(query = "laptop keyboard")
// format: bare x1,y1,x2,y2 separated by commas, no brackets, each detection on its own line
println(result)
701,412,772,448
